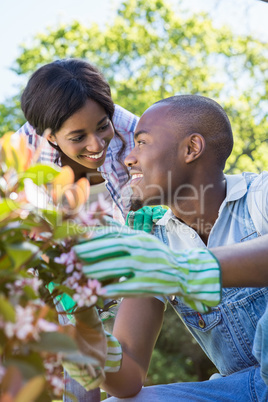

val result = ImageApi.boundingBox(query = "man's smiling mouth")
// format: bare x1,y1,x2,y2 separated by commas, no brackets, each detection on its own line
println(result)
132,173,143,180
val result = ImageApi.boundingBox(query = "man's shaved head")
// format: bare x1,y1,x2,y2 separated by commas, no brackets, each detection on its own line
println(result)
153,95,233,169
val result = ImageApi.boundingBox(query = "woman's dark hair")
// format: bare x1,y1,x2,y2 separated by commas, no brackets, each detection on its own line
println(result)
21,58,127,170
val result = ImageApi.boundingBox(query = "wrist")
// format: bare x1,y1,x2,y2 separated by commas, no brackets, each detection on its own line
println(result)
104,331,122,372
174,248,222,313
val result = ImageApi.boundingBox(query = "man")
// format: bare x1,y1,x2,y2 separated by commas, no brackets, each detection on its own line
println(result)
78,95,267,401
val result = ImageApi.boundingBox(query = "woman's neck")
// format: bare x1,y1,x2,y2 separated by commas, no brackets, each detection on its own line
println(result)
61,154,105,185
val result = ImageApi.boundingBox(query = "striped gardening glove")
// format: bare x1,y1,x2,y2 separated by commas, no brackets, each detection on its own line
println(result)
126,206,168,233
47,286,122,391
74,226,222,314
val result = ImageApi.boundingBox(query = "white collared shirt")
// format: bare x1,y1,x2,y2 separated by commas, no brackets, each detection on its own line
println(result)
156,172,268,252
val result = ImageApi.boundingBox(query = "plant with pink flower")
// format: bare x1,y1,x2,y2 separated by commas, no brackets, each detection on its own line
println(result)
0,132,130,401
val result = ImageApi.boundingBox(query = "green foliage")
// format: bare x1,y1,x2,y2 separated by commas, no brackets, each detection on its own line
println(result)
1,0,268,172
0,135,107,399
0,95,25,137
147,305,216,385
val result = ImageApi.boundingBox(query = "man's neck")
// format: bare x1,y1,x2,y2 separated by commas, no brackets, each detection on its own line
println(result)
171,175,226,245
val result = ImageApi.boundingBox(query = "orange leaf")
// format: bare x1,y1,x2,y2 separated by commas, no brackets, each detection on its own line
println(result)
14,376,45,402
51,166,75,203
74,177,90,206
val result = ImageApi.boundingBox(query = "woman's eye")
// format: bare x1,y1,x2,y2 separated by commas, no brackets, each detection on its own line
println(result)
70,135,84,142
98,122,110,131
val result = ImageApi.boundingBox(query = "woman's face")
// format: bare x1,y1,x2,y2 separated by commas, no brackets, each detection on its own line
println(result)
49,99,114,170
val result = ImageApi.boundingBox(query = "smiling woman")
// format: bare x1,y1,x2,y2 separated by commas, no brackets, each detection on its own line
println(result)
47,98,114,177
15,58,138,401
16,59,138,219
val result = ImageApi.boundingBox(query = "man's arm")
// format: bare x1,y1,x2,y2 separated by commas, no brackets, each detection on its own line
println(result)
102,297,164,398
212,234,268,287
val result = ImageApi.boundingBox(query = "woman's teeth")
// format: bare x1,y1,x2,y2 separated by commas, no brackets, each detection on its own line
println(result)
83,150,104,159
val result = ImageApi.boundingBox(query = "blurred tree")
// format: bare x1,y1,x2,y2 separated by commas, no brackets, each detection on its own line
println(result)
1,0,268,172
0,0,268,383
0,95,24,136
147,305,217,385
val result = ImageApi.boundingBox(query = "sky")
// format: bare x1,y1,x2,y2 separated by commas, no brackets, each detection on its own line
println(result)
0,0,268,103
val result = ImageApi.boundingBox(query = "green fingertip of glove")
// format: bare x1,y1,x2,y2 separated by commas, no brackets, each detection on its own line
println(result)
126,205,168,233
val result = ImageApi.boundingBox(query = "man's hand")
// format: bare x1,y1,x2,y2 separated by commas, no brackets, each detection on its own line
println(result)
126,206,168,233
74,227,222,313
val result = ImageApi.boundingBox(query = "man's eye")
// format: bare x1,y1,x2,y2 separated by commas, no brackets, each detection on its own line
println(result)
137,140,145,145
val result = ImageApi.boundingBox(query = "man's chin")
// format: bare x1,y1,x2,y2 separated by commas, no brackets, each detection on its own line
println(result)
130,195,163,212
130,197,144,212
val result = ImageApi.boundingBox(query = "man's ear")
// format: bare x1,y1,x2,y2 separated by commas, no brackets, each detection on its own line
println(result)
184,133,205,164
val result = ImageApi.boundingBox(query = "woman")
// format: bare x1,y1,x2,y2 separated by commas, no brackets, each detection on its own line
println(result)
17,58,138,221
17,58,139,402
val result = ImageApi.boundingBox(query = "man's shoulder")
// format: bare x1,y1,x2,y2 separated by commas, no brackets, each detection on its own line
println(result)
113,104,139,135
242,171,268,194
244,171,268,236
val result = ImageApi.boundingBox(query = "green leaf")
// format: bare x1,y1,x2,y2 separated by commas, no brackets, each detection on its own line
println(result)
5,356,45,380
53,221,84,240
0,253,13,269
29,331,78,354
0,199,20,221
6,241,40,269
23,284,39,299
19,164,60,185
41,208,61,227
0,295,16,322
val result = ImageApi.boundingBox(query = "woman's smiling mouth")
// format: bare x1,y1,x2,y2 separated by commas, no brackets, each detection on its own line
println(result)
81,149,105,160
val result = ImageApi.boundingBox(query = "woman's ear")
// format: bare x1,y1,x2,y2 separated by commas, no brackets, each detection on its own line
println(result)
47,132,58,146
184,133,205,164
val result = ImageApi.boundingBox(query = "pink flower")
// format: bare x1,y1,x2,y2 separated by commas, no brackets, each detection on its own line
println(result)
72,279,106,307
37,319,59,332
6,277,42,297
0,365,6,382
63,270,82,288
4,304,59,341
80,193,112,226
55,249,82,274
44,357,65,396
5,305,36,340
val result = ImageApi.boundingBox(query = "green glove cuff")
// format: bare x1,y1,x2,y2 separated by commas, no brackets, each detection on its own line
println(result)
63,331,122,391
104,331,122,372
62,360,105,391
173,248,222,313
126,206,168,233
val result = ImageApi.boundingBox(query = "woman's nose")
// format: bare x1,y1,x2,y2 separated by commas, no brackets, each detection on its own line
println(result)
85,135,105,152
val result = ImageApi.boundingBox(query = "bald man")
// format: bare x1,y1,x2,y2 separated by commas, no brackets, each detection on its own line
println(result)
92,95,267,401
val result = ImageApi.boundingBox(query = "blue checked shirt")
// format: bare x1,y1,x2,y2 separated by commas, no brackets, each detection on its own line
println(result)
16,104,138,220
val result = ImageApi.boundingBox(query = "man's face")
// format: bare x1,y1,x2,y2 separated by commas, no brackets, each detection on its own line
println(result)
124,104,186,210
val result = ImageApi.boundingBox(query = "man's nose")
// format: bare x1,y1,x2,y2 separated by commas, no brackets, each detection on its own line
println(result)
124,151,137,167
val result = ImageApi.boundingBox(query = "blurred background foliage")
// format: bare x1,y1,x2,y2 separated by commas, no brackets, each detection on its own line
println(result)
0,0,267,385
